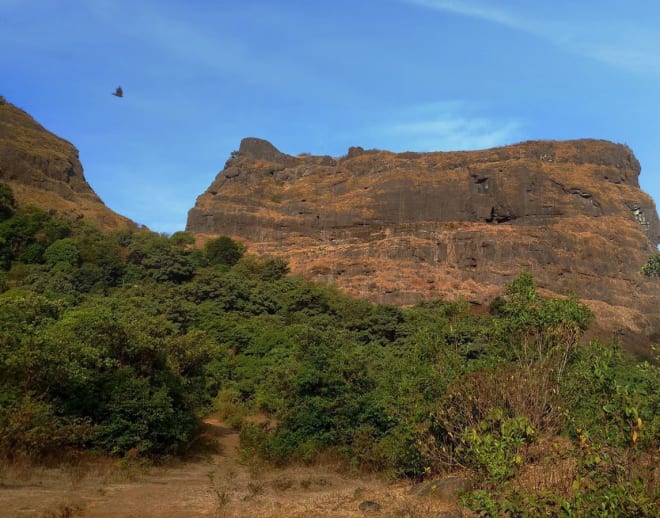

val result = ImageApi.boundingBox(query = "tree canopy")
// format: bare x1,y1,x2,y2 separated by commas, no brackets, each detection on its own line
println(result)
0,184,657,515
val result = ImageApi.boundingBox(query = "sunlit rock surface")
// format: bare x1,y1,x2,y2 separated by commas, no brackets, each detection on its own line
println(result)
187,137,659,353
0,97,135,231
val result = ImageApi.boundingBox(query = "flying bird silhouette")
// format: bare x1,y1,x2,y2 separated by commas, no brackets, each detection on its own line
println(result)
112,86,123,98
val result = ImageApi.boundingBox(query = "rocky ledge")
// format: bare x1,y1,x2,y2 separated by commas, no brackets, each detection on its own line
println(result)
188,137,660,353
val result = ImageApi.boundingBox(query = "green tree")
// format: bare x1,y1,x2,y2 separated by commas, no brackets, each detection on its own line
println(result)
0,183,16,221
169,231,195,247
204,236,245,266
233,255,290,281
141,249,195,283
494,272,592,374
44,238,80,267
0,207,70,267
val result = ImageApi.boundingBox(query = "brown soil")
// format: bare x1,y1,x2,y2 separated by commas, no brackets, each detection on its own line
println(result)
1,419,461,517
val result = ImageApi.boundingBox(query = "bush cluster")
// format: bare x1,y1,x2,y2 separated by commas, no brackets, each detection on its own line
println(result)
0,183,657,514
641,252,660,277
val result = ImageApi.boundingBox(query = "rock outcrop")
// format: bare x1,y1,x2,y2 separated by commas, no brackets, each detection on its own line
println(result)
0,97,135,231
187,137,660,352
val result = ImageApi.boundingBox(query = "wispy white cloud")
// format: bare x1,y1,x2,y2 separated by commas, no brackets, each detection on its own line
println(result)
365,101,523,152
405,0,527,31
578,32,660,73
402,0,660,74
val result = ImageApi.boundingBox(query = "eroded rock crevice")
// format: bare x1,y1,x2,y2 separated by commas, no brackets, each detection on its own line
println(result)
187,137,659,350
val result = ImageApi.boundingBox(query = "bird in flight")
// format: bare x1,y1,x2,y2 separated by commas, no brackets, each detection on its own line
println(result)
112,86,123,98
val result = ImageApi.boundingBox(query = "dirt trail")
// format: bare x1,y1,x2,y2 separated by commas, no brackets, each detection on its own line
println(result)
1,419,461,517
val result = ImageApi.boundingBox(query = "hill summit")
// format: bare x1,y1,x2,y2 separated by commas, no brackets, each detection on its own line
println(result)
187,137,660,352
0,97,134,231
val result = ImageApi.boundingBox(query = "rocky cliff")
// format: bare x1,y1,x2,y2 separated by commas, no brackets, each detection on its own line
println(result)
187,137,660,352
0,97,134,231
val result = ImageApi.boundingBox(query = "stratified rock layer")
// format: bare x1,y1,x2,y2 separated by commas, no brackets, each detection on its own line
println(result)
188,138,660,351
0,97,134,231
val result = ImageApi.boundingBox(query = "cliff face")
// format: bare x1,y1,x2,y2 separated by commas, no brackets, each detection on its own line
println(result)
0,97,134,231
187,137,660,351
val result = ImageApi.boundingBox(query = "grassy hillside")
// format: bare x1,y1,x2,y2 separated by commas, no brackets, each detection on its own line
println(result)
0,183,657,515
0,98,135,232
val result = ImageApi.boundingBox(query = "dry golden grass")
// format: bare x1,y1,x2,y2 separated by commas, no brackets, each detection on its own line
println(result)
513,436,577,498
0,100,136,232
0,418,467,517
188,137,659,353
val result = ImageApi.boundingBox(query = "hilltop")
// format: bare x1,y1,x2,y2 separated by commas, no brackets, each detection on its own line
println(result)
2,95,658,351
1,105,658,516
187,137,660,353
0,97,135,231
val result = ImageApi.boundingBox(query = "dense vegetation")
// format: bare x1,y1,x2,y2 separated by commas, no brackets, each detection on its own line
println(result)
641,252,660,277
0,184,657,515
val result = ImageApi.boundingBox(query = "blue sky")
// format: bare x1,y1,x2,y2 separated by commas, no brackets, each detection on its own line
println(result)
2,0,660,234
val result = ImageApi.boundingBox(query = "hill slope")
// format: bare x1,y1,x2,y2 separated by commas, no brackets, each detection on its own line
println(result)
0,97,135,231
187,137,660,351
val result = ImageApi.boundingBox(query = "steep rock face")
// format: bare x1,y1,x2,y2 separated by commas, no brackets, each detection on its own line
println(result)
0,97,135,231
187,137,660,351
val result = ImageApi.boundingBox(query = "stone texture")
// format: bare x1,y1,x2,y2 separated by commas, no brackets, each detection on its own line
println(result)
0,97,135,231
187,138,660,353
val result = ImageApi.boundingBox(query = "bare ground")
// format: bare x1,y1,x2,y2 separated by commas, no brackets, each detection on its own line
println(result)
1,419,463,518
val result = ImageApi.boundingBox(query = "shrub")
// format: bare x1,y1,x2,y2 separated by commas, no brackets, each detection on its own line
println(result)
0,183,16,221
44,238,80,267
461,410,534,482
204,236,245,267
493,272,592,393
92,368,195,456
0,394,91,460
233,256,290,281
169,231,195,247
641,252,660,277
